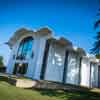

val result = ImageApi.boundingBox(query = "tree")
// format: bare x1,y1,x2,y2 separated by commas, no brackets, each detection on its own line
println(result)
94,20,100,29
91,9,100,58
91,32,100,54
0,56,4,67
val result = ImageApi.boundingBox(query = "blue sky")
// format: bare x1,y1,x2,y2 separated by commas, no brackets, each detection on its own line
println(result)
0,0,99,65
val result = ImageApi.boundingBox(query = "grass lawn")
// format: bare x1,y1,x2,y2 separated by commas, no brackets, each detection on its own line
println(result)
0,80,100,100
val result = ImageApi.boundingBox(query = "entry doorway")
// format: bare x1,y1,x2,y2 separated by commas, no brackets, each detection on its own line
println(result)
13,63,28,75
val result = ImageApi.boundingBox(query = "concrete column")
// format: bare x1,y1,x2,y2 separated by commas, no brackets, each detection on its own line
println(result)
6,41,20,74
33,38,47,80
80,57,91,87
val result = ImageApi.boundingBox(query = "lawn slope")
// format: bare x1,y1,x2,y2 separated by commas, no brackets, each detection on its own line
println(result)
0,81,100,100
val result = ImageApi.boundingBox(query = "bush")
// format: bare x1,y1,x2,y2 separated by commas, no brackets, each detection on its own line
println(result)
0,67,6,73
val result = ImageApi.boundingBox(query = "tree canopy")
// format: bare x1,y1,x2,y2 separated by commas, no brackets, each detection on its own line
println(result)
0,56,4,67
94,20,100,29
91,9,100,58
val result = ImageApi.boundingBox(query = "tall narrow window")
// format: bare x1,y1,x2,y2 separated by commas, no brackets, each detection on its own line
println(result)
16,36,33,60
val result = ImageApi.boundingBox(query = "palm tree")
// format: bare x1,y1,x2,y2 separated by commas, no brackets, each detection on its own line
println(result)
91,9,100,58
94,20,100,29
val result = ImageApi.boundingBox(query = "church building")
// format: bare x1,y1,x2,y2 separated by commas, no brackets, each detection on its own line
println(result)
6,27,100,88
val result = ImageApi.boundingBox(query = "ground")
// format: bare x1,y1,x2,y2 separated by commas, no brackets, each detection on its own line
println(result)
0,80,100,100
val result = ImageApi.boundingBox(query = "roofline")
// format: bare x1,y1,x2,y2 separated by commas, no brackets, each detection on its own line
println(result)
7,27,52,48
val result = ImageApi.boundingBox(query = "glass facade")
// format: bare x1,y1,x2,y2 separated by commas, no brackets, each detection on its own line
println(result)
16,37,33,60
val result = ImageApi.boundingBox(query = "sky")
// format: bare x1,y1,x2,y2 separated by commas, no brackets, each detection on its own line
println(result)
0,0,100,65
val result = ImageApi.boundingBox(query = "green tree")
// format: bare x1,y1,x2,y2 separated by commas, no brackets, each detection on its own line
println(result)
0,56,4,67
91,32,100,54
94,20,100,29
91,9,100,59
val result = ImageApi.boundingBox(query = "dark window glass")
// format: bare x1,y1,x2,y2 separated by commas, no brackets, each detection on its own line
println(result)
16,37,33,60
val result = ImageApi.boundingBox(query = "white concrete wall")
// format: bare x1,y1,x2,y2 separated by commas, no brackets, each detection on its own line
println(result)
6,41,19,74
25,38,39,78
7,34,35,76
7,32,51,80
33,36,48,80
44,42,66,82
90,63,98,88
65,52,80,85
80,57,90,87
16,34,36,78
7,30,100,88
25,35,51,79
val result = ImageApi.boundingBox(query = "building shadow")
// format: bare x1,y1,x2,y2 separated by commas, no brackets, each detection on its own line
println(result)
35,89,100,100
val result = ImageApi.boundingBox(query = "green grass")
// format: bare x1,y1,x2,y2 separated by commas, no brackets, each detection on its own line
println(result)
0,81,100,100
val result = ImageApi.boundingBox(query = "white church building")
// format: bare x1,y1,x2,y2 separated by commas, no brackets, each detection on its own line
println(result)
6,27,100,88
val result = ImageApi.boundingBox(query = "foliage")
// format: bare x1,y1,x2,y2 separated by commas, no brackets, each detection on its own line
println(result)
94,20,100,29
96,54,100,59
91,9,100,56
91,32,100,56
0,56,4,67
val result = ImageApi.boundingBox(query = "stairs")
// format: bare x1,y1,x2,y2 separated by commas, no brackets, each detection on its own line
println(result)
16,79,36,88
